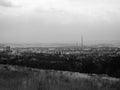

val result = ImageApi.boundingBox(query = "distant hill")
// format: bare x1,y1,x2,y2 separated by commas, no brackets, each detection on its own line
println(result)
0,43,76,48
1,41,120,48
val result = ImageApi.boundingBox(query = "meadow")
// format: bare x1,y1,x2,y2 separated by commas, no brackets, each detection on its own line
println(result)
0,65,119,90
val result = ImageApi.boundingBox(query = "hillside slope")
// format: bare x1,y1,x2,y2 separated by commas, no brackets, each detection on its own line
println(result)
0,65,119,90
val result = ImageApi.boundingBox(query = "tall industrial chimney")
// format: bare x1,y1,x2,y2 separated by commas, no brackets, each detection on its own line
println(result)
81,35,83,48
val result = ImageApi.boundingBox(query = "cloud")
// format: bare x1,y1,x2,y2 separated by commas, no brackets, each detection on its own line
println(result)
0,0,120,43
31,0,120,24
0,0,14,7
0,0,120,24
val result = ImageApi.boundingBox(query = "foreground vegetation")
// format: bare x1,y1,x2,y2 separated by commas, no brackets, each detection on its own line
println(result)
0,65,119,90
0,52,120,77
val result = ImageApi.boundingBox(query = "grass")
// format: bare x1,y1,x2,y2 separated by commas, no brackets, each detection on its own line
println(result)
0,65,119,90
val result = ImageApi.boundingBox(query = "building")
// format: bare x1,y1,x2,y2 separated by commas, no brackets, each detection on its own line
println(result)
5,46,11,52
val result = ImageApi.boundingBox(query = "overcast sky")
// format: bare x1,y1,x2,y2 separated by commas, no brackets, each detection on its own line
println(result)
0,0,120,44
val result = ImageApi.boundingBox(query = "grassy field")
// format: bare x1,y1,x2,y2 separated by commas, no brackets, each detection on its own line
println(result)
0,65,120,90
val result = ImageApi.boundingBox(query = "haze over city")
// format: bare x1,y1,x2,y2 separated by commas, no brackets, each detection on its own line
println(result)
1,1,120,90
0,0,120,44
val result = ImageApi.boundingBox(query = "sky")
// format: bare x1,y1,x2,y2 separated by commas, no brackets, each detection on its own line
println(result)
0,0,120,44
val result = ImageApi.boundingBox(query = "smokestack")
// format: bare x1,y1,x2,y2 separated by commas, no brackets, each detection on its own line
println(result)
81,35,83,48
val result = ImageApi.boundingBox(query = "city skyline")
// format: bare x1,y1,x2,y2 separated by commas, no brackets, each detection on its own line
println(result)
0,0,120,43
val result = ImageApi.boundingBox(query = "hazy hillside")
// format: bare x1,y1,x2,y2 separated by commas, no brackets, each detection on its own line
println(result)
0,65,119,90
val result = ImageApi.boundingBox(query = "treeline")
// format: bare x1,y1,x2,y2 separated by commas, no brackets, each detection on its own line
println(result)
0,52,120,78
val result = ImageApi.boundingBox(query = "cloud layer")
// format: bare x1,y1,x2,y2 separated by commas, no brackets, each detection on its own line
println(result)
0,0,14,7
0,0,120,43
0,0,119,23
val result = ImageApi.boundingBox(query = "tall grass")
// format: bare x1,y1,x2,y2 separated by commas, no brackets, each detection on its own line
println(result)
0,65,119,90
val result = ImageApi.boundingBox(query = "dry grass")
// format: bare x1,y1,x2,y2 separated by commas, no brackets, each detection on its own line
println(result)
0,65,119,90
